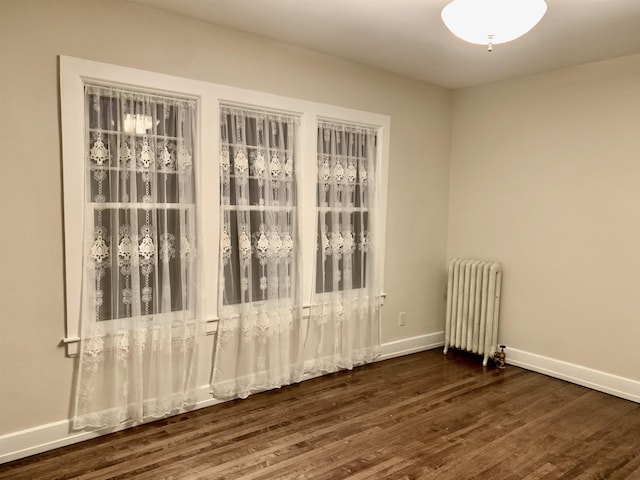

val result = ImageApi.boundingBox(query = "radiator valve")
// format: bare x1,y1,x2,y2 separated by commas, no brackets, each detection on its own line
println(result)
494,345,507,369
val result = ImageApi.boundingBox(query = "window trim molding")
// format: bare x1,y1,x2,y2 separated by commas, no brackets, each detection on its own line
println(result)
60,56,217,355
60,55,390,356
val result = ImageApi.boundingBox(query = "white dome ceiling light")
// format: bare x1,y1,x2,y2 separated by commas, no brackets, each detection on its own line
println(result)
441,0,548,52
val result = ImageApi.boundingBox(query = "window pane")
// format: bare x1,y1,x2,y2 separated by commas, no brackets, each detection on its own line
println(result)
315,122,374,294
219,105,298,306
85,84,196,322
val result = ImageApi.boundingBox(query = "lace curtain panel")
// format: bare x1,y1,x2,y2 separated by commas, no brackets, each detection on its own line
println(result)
211,105,304,399
304,121,381,373
73,85,203,429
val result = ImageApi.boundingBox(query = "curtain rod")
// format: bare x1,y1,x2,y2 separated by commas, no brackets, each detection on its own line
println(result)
317,116,381,131
84,80,198,105
219,101,302,120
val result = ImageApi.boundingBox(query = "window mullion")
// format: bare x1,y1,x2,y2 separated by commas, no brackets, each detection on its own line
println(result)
298,113,319,308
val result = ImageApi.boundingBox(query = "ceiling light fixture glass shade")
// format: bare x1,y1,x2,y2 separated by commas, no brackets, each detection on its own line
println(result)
441,0,548,51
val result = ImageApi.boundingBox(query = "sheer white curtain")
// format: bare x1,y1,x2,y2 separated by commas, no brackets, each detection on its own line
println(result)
73,85,203,429
304,121,381,373
211,105,303,399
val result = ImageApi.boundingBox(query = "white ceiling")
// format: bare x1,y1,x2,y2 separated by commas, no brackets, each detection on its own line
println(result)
128,0,640,89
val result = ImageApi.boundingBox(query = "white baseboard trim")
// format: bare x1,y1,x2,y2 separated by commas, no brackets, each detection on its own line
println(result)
0,333,443,464
506,347,640,404
378,331,444,362
0,386,223,465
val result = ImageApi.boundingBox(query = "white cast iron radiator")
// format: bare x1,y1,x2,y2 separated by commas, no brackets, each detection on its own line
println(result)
443,258,503,366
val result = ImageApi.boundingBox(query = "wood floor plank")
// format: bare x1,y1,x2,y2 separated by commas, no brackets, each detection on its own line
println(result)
1,349,639,479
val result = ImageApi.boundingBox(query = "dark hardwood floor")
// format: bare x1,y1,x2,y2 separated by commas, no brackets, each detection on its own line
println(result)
2,349,639,479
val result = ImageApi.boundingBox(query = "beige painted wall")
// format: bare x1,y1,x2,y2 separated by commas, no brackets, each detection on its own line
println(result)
448,54,640,380
0,0,452,434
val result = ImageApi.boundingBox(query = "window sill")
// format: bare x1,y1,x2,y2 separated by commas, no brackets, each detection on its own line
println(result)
61,293,386,357
61,318,221,357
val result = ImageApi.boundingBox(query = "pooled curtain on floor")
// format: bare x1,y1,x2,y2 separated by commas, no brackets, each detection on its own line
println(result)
304,121,381,373
73,85,203,429
211,105,303,399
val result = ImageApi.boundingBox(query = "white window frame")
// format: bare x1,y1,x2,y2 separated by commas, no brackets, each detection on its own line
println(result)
60,56,389,356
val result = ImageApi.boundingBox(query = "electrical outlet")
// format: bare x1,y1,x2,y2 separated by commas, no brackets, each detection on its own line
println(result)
399,312,407,326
